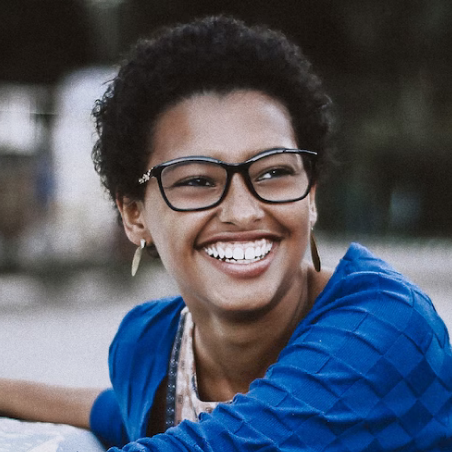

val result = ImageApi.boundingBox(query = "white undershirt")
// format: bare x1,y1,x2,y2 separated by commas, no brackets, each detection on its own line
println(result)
174,307,222,424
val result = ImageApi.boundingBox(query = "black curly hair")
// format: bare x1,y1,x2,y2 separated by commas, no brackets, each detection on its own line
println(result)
92,15,334,208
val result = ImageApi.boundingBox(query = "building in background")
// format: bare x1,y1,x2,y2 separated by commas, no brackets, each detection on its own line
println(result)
0,70,118,269
0,84,50,267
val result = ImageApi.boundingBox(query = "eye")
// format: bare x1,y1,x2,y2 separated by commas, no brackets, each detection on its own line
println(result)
173,176,216,188
257,167,294,181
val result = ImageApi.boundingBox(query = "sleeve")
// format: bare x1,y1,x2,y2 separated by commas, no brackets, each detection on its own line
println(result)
108,274,452,452
108,298,185,441
90,388,129,449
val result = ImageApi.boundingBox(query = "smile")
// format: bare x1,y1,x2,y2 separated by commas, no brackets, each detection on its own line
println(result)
204,239,273,264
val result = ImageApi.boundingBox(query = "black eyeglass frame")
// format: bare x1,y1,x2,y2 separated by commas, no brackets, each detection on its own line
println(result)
138,148,318,212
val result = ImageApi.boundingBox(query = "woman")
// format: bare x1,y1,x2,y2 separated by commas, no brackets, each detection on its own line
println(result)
2,15,452,451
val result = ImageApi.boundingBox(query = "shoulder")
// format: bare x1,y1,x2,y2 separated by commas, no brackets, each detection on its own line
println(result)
113,295,186,344
287,242,451,368
310,243,446,336
109,295,185,375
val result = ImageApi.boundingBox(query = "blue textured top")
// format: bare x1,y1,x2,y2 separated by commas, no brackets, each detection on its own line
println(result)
91,243,452,451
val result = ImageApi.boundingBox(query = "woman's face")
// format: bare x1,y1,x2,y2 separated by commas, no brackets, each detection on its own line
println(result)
124,90,317,320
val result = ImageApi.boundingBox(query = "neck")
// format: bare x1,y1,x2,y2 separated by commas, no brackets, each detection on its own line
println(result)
190,263,314,402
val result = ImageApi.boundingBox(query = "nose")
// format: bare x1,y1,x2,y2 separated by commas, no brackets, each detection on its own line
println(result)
218,174,265,226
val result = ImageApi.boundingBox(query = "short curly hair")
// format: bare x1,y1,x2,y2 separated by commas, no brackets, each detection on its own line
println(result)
92,15,334,207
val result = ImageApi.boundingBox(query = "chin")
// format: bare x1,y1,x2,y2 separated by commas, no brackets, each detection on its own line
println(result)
208,291,280,321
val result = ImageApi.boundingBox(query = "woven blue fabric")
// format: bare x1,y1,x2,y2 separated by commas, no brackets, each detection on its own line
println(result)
93,243,452,451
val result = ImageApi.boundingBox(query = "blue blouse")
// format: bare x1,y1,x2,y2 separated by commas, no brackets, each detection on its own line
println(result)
91,243,452,451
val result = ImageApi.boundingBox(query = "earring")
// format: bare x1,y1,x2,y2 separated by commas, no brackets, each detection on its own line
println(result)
131,239,146,276
310,230,321,272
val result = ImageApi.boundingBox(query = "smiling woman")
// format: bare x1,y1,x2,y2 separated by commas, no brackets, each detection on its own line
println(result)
119,91,316,323
1,15,452,452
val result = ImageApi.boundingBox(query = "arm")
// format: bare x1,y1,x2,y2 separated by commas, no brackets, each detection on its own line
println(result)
108,275,452,451
0,378,102,429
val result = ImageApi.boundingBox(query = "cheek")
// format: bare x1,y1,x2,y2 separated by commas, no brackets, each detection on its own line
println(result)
282,203,311,252
148,223,182,281
149,219,198,286
146,208,203,266
283,202,311,227
143,193,172,251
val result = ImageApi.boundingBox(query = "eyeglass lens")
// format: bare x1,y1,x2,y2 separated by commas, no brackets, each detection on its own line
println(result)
160,152,311,210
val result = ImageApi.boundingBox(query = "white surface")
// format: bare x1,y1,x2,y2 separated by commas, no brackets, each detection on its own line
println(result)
0,417,105,452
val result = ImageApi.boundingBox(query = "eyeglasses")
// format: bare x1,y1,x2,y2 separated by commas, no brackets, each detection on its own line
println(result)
138,148,317,212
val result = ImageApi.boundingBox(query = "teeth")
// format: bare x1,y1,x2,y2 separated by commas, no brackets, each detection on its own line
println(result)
245,247,255,260
233,248,244,260
204,239,273,263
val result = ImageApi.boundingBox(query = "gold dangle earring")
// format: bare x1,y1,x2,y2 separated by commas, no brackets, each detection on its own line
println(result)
131,239,146,276
310,229,321,272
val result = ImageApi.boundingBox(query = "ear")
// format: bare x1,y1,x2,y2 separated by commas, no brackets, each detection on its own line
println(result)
308,185,318,227
116,196,153,247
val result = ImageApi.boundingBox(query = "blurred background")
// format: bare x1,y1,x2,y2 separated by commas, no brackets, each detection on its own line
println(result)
0,0,451,387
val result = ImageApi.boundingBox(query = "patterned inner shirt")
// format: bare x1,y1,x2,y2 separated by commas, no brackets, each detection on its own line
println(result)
174,307,225,424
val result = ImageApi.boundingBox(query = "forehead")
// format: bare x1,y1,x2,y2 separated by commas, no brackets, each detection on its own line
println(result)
148,90,297,165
